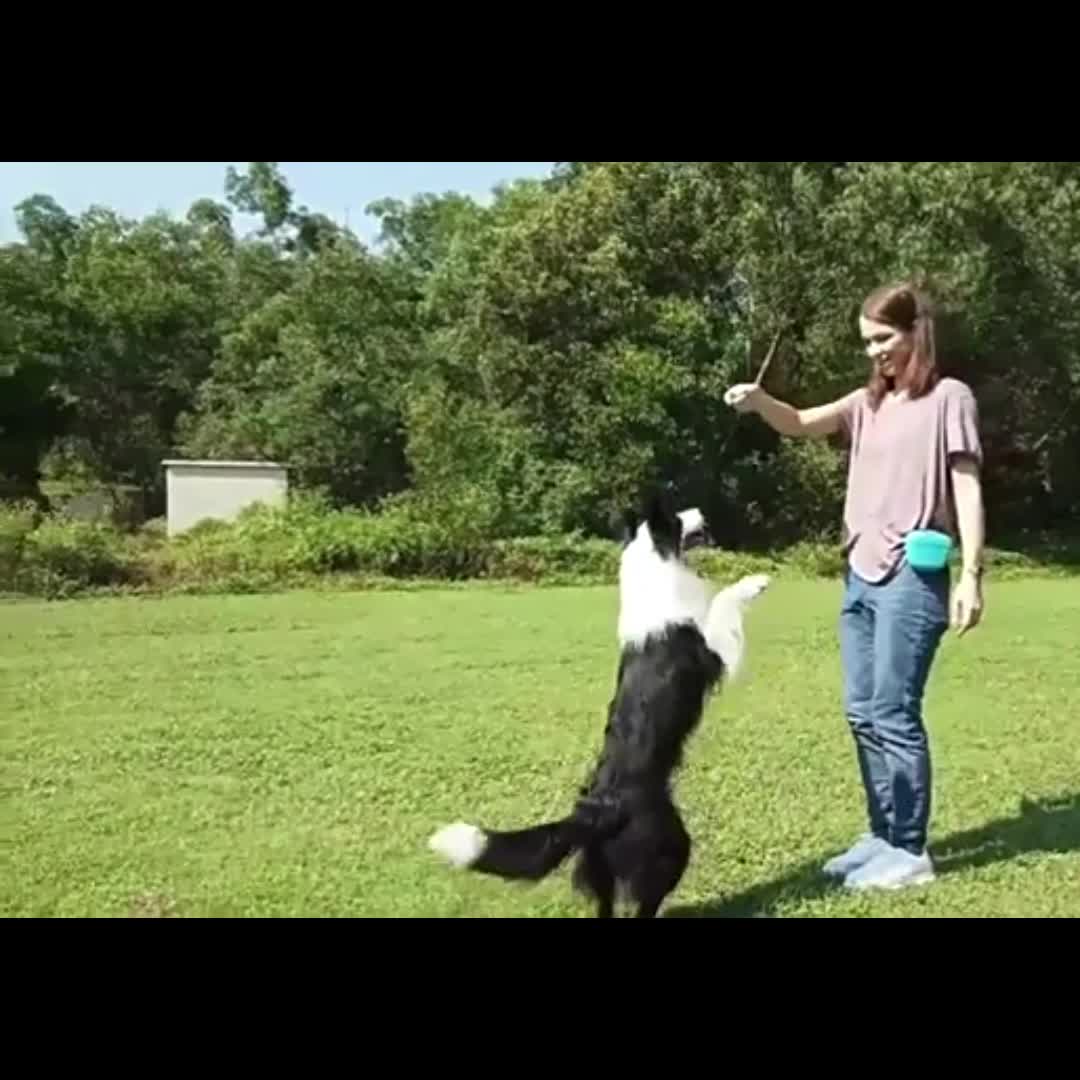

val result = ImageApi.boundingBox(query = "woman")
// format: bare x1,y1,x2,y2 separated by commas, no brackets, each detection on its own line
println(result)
724,281,985,890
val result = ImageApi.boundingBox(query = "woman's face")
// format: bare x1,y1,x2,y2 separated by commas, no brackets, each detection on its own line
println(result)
859,315,912,380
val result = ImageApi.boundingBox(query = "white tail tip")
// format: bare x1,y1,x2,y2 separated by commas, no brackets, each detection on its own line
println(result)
429,822,487,868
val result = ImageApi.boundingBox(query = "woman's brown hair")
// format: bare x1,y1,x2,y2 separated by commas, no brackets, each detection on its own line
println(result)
861,281,940,409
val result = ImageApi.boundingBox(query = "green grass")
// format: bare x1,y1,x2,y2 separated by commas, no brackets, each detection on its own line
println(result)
3,577,1079,917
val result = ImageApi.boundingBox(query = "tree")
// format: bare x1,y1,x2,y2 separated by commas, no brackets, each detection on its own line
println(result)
179,243,421,506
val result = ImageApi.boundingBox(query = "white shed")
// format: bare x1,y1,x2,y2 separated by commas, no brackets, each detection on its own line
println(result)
163,459,288,536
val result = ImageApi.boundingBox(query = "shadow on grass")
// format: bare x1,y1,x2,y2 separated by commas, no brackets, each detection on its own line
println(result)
934,793,1080,872
665,792,1080,918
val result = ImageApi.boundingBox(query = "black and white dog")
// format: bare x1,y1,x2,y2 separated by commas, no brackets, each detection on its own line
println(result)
428,492,769,917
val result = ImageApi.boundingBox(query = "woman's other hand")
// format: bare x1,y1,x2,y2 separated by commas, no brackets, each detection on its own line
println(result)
951,571,984,636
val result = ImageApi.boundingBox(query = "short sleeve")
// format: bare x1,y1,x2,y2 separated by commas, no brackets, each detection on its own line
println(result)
835,388,866,442
943,381,982,466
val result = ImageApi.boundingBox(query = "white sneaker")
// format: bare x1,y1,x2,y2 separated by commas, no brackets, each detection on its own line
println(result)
822,834,891,879
844,846,935,891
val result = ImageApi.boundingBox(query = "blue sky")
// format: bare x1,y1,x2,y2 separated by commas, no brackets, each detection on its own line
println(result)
0,162,558,246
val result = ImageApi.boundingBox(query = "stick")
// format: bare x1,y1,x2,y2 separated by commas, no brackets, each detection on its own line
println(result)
753,326,785,387
718,325,787,460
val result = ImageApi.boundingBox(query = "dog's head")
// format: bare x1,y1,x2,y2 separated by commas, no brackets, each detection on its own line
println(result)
619,489,685,563
677,507,712,551
616,489,716,649
619,492,711,561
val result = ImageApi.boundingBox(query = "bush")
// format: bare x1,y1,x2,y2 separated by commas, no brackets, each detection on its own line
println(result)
0,500,39,584
1,502,142,597
1,493,1076,599
22,519,135,597
487,535,618,582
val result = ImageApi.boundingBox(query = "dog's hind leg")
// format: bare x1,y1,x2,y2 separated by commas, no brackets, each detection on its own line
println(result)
631,851,689,917
572,845,616,918
596,890,615,919
634,896,665,918
629,807,691,918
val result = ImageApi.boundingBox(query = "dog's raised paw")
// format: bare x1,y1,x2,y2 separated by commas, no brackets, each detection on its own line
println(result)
429,822,487,868
730,573,770,603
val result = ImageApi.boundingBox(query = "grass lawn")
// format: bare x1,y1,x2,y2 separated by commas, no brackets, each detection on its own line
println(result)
3,576,1079,917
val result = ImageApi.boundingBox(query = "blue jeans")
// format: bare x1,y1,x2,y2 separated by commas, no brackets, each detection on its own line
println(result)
839,561,949,854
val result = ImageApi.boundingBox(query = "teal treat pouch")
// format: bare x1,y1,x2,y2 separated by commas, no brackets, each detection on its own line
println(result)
904,529,953,571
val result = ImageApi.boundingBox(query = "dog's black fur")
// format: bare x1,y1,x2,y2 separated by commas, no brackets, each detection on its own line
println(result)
428,491,762,917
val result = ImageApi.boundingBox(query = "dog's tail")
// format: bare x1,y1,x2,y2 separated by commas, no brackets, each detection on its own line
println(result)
703,572,770,680
428,796,626,882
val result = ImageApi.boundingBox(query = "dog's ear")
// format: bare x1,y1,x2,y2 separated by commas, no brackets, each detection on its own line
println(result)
619,509,639,545
643,489,681,552
643,488,668,523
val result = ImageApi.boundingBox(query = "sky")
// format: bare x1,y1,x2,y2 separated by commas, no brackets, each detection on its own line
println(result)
0,162,558,246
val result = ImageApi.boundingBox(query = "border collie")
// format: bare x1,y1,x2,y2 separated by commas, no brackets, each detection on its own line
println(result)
427,492,769,917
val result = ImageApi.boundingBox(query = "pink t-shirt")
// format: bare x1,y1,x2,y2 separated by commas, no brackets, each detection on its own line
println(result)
836,377,982,583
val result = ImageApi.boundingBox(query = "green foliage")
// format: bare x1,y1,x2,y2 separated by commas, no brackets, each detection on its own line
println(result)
4,162,1080,554
1,496,1075,600
0,243,70,499
0,501,137,598
177,243,419,506
0,500,38,582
